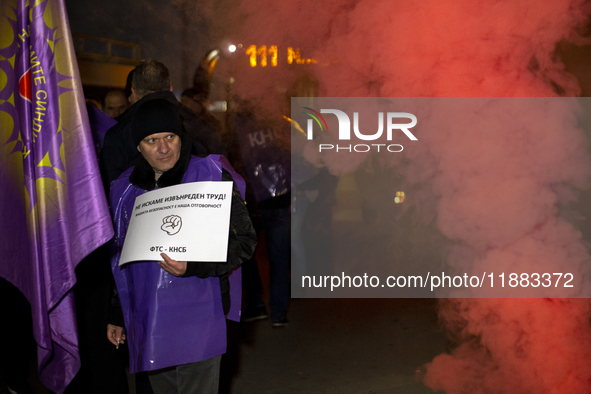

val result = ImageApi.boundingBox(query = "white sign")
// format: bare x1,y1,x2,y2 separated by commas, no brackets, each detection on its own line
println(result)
119,181,233,265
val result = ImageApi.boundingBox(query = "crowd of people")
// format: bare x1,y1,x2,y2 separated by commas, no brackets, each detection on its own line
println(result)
74,58,294,394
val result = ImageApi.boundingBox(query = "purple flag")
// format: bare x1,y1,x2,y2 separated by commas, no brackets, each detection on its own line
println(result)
0,1,114,393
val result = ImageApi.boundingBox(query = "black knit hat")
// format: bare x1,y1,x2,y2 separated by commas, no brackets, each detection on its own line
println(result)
132,99,182,146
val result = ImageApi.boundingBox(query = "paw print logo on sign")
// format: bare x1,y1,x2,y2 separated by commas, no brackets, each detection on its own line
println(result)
161,215,182,235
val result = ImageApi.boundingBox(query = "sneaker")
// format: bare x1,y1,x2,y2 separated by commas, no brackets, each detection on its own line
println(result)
272,318,289,328
241,306,268,322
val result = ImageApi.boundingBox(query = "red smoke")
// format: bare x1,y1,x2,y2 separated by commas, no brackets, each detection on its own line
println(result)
229,0,591,392
233,0,589,98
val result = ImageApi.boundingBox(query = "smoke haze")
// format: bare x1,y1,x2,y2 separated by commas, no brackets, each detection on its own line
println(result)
232,0,591,392
65,0,591,391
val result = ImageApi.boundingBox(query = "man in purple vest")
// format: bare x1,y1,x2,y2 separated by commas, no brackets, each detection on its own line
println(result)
106,99,256,393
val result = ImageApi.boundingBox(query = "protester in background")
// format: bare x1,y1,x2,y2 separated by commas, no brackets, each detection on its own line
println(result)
85,96,102,110
181,87,226,157
225,100,291,327
124,68,135,104
103,89,129,119
86,101,117,156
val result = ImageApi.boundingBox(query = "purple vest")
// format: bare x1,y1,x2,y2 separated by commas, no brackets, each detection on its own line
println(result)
110,155,243,373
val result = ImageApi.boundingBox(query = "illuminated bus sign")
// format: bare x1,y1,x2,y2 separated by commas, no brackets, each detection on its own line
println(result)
245,45,317,67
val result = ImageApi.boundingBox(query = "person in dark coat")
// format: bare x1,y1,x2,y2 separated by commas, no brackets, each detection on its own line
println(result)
181,87,226,157
107,99,256,393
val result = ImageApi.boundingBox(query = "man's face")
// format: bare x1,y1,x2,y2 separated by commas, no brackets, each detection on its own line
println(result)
104,93,129,118
137,132,182,174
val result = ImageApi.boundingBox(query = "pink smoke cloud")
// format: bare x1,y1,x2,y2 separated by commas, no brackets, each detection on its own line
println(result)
228,0,591,392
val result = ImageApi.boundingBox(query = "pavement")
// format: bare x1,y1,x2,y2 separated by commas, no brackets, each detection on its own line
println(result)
19,287,449,394
221,298,448,394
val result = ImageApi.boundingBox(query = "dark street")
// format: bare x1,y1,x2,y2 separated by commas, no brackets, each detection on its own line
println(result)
222,298,447,393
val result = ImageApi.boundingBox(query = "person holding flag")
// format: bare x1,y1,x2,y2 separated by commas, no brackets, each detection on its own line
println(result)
0,1,114,393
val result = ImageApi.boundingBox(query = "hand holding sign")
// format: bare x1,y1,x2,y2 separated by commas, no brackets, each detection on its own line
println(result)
161,215,182,235
158,253,187,276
